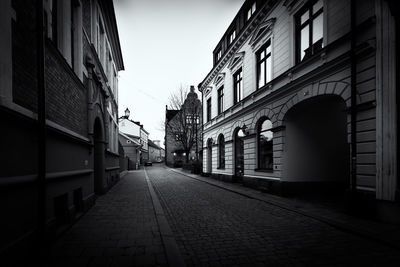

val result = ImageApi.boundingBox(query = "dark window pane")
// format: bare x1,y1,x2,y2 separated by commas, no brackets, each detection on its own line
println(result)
258,120,273,169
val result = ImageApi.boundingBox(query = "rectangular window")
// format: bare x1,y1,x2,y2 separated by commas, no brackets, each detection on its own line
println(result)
217,86,224,115
215,48,222,64
206,98,212,122
257,40,272,89
296,0,323,62
233,68,243,104
229,29,236,45
247,2,256,20
186,115,199,124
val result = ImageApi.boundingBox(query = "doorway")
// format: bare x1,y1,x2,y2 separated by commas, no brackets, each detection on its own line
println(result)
283,95,349,191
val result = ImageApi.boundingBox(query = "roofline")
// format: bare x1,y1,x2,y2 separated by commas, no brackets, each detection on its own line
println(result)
199,0,274,92
119,132,141,146
99,0,125,71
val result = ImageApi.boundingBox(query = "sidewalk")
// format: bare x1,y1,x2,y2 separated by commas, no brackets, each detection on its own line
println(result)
170,167,400,251
43,170,169,267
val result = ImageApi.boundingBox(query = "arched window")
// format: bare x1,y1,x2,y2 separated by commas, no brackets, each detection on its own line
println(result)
258,119,273,170
218,134,225,168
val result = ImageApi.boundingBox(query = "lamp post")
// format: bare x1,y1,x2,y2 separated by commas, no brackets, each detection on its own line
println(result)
124,108,130,119
119,107,130,120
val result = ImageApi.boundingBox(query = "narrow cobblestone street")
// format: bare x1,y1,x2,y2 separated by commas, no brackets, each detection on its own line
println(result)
146,165,400,267
43,165,400,267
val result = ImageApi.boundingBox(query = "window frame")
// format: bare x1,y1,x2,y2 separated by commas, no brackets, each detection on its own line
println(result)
246,2,257,21
217,86,224,115
257,118,274,171
256,39,272,89
295,0,324,63
206,97,212,122
229,28,236,45
215,48,222,64
233,67,243,105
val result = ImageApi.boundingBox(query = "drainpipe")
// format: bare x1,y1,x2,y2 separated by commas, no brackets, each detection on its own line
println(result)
350,0,357,194
36,0,46,250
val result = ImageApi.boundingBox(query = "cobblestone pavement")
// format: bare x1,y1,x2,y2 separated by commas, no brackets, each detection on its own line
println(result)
43,170,168,267
146,165,400,267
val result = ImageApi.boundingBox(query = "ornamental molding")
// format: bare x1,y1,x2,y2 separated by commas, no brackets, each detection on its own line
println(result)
249,17,276,49
204,86,212,97
213,72,226,86
228,52,245,71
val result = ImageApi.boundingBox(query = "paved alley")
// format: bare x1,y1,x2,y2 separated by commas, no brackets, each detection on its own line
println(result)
42,165,400,267
146,165,400,267
44,170,167,267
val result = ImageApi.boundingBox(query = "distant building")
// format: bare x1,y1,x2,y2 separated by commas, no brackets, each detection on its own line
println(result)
148,140,165,163
0,0,124,258
119,132,141,170
119,112,149,164
199,0,399,201
165,86,203,167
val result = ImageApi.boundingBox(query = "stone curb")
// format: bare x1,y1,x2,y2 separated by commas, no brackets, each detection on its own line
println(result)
169,167,400,251
144,168,187,267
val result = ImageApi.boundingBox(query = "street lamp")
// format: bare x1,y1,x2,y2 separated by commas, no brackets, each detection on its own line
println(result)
238,124,248,137
124,108,130,119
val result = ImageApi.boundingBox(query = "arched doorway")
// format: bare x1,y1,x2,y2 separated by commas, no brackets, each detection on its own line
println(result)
93,118,105,195
283,95,349,192
207,138,213,174
233,128,245,182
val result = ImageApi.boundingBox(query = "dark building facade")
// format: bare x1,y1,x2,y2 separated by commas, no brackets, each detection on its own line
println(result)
199,0,398,202
165,86,203,167
0,0,124,258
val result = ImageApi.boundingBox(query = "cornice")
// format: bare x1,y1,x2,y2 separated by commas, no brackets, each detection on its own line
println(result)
200,5,271,92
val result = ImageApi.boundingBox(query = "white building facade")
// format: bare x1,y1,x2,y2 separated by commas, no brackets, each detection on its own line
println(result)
200,0,398,201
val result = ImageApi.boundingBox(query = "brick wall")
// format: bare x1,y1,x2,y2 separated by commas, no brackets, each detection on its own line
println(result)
11,0,38,112
45,43,88,137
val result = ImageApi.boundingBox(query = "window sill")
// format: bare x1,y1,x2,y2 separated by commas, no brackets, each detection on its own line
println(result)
217,167,225,170
254,168,273,173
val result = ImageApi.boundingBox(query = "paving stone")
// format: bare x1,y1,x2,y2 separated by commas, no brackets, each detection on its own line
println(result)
146,165,400,267
43,170,168,266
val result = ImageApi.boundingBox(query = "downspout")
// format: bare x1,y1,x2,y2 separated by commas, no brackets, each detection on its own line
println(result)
36,0,46,251
199,84,204,172
350,0,357,194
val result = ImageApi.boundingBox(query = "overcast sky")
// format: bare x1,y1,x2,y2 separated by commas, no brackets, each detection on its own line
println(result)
114,0,244,146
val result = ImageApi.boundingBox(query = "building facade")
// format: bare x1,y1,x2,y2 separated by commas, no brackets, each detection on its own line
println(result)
119,114,149,164
119,132,141,170
0,0,124,258
199,0,398,201
148,139,165,163
165,86,203,167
